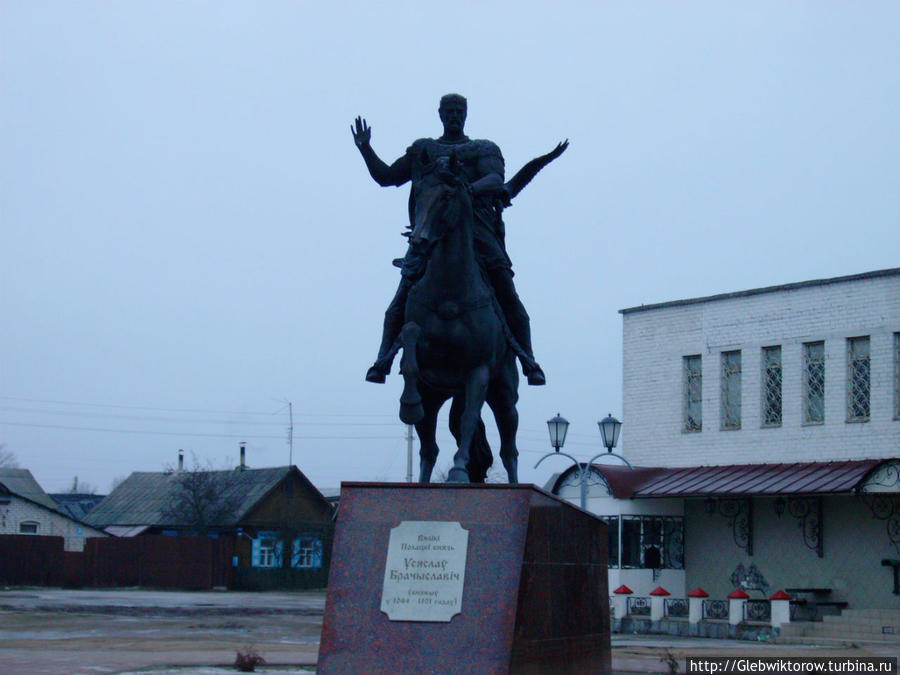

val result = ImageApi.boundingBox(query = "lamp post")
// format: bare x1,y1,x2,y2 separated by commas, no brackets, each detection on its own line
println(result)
588,414,631,470
534,413,588,507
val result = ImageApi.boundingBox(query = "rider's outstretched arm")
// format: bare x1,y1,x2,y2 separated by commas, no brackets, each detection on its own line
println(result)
351,116,411,187
503,139,569,203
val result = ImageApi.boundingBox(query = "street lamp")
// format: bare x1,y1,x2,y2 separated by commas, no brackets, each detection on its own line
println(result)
534,413,585,506
598,414,622,452
547,413,570,452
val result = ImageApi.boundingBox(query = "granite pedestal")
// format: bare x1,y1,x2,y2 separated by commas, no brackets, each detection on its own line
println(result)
317,482,611,675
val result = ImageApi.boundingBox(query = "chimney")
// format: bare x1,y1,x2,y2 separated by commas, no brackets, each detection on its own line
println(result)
239,442,246,471
178,449,184,472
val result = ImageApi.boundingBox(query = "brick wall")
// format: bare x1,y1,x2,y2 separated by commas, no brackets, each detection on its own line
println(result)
0,496,107,551
622,272,900,467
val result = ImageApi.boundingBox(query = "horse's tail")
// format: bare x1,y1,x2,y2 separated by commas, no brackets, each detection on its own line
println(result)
467,418,493,484
449,395,493,484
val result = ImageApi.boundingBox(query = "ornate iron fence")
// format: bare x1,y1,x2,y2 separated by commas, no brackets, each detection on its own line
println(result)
702,599,729,620
665,598,688,618
627,596,651,616
743,599,771,622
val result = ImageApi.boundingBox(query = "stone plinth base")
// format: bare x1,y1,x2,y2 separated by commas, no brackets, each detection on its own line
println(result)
317,482,611,674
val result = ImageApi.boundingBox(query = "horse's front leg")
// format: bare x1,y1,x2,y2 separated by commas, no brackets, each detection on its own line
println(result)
447,365,490,483
398,323,424,425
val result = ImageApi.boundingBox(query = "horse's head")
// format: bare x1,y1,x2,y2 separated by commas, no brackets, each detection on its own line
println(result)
410,153,473,245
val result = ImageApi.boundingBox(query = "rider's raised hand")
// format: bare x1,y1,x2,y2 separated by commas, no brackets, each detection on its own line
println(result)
351,116,372,149
546,139,569,161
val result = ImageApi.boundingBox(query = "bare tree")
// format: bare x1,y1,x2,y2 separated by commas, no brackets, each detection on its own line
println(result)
69,476,98,494
160,454,241,534
109,474,127,492
0,445,19,468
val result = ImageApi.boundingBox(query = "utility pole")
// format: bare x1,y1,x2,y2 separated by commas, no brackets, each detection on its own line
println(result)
406,424,414,482
288,401,294,466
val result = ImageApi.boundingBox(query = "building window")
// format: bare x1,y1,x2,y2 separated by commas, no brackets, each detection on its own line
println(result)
803,341,825,424
847,336,871,422
19,521,39,534
599,516,619,568
620,516,684,569
291,534,323,569
683,355,702,431
721,350,742,430
761,346,782,427
251,531,283,568
895,333,900,419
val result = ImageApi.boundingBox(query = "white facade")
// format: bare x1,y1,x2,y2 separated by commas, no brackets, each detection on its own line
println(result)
0,495,107,551
621,269,900,468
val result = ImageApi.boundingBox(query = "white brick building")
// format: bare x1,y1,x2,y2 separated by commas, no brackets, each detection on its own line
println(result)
550,268,900,612
621,268,899,468
0,468,107,551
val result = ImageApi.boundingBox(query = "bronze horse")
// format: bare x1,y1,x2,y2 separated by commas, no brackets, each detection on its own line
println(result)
398,155,520,484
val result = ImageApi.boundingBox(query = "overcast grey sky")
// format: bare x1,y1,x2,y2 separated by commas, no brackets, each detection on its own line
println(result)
2,2,898,494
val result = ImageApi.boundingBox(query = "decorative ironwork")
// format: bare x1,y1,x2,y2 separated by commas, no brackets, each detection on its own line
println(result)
786,497,823,557
703,599,729,621
730,563,770,594
620,515,685,569
743,599,771,622
861,461,900,492
762,346,782,427
859,492,900,553
803,342,825,424
721,350,742,430
847,337,871,421
684,355,702,431
712,498,753,555
627,596,651,616
665,598,688,618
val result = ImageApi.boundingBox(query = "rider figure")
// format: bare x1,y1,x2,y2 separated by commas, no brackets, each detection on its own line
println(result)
352,93,548,386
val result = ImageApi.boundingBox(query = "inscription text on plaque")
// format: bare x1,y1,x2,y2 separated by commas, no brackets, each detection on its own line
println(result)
380,520,469,622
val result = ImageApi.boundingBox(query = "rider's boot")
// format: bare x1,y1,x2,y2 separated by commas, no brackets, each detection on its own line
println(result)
490,269,546,386
366,281,410,383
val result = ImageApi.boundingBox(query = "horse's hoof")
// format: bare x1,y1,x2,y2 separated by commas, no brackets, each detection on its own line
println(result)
446,467,469,483
400,404,424,425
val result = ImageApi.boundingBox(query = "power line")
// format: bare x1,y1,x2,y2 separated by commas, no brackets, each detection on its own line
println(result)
0,421,402,440
0,395,394,419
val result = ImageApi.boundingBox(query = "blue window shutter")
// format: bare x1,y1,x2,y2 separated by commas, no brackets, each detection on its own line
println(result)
275,539,284,567
312,538,322,568
251,537,260,567
291,538,301,568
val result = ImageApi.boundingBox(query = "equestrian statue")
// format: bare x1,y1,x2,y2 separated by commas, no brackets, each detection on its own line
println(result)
352,93,567,484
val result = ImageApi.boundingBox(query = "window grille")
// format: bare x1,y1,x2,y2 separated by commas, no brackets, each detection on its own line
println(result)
895,333,900,419
599,516,619,568
251,531,283,568
847,336,871,422
620,516,684,569
721,350,742,430
761,346,782,427
291,534,324,569
803,341,825,424
683,355,702,431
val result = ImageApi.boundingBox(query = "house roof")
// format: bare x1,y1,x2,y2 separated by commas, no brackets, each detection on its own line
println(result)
0,468,61,511
619,267,900,315
50,493,106,522
551,459,892,499
84,466,313,529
